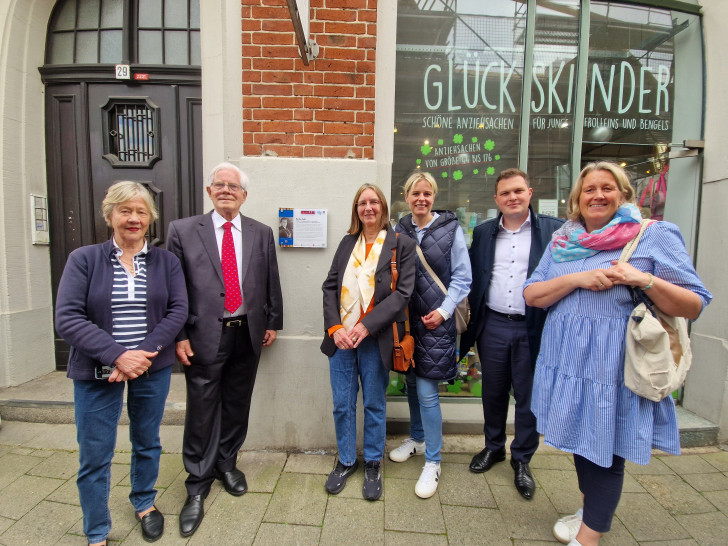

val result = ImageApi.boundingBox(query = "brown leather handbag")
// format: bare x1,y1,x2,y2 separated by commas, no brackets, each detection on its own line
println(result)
391,244,415,373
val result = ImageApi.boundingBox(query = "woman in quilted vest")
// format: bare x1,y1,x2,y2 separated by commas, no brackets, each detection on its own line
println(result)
389,172,472,498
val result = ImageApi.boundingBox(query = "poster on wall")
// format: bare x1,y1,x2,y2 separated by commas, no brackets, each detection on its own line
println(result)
278,208,327,248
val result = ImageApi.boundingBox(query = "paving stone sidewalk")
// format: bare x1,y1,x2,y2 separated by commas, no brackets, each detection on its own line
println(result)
1,421,728,545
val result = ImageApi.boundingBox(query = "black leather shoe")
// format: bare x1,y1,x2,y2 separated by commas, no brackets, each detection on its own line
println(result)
136,506,164,542
216,468,248,496
469,448,506,473
179,494,205,537
511,459,535,500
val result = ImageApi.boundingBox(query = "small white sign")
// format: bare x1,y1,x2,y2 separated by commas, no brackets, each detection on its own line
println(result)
115,64,131,80
538,199,559,217
278,208,327,248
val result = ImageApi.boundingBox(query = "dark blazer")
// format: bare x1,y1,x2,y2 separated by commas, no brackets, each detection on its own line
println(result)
55,239,188,380
321,228,416,370
166,211,283,364
460,206,564,367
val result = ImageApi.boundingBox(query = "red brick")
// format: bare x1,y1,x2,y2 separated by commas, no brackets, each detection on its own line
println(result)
319,34,357,48
356,135,374,147
322,146,359,158
261,121,303,133
316,134,355,147
311,59,356,72
366,73,376,85
324,72,364,85
366,49,376,61
357,36,376,49
251,83,293,96
310,21,324,34
304,121,324,133
254,133,295,145
328,0,368,7
242,45,262,57
323,97,365,110
310,0,325,7
302,72,324,84
266,144,304,157
261,96,303,109
364,99,375,111
241,0,259,5
358,10,377,23
244,143,262,155
242,57,252,70
322,47,366,61
251,6,290,19
367,0,378,9
295,133,315,145
242,83,252,95
253,109,294,121
242,32,252,45
363,147,374,159
356,60,376,73
245,19,261,31
261,19,295,32
252,57,295,71
356,86,375,98
243,96,262,108
293,84,314,96
317,9,357,22
325,22,367,35
315,85,355,98
243,123,262,136
367,23,377,35
362,122,374,135
261,45,301,58
356,111,374,124
294,109,314,121
304,97,324,109
243,71,262,83
304,146,324,157
262,71,302,84
316,110,356,122
242,108,252,120
252,33,295,46
326,122,363,135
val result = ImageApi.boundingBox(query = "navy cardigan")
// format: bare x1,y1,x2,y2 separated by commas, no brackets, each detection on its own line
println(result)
55,239,188,380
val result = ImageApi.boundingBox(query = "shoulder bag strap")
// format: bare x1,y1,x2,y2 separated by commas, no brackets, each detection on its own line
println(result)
414,244,447,297
391,239,411,341
618,219,653,264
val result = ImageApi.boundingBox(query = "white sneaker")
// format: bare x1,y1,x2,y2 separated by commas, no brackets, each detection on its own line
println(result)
389,438,426,462
415,461,441,499
553,508,583,544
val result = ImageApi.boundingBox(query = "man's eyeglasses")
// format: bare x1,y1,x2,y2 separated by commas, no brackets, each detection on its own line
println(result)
357,200,381,208
211,182,244,193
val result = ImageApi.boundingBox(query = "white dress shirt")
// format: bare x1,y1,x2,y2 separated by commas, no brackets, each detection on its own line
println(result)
487,212,531,316
212,210,246,316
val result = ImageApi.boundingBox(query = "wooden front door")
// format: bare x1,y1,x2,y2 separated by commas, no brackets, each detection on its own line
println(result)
45,81,202,369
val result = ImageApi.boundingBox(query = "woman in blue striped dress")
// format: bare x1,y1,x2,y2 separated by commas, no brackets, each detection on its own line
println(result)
56,181,188,545
523,162,711,546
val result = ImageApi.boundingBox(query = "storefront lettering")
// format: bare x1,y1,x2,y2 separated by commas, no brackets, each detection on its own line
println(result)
423,61,516,113
424,59,670,117
421,115,514,131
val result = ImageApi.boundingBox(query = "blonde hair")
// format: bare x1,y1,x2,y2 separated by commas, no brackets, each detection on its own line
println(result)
102,181,158,226
403,171,438,197
567,162,636,222
348,183,390,235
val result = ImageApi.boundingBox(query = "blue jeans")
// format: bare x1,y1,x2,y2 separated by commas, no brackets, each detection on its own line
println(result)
329,336,389,465
74,366,171,543
405,373,443,462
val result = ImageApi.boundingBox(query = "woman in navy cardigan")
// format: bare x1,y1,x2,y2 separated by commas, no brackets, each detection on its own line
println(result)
55,181,187,545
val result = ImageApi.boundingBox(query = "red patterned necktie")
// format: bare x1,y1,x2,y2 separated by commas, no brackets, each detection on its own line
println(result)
222,222,242,313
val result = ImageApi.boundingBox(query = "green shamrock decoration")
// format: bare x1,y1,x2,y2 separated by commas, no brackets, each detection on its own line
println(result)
472,136,478,143
441,172,448,178
487,166,495,175
473,168,479,175
421,144,432,155
484,139,495,151
495,155,500,160
453,170,463,181
416,159,421,165
453,134,463,144
438,139,444,145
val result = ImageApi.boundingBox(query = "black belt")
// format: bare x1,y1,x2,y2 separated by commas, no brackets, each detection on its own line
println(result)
487,308,526,321
223,315,248,327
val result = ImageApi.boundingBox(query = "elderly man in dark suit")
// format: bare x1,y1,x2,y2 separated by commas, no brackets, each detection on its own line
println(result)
166,162,283,537
460,168,563,500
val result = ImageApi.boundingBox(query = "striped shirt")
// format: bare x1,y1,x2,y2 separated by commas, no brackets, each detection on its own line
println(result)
111,242,148,349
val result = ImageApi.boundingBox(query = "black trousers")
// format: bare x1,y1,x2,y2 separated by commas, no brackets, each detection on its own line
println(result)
476,309,539,463
575,454,625,532
182,322,260,495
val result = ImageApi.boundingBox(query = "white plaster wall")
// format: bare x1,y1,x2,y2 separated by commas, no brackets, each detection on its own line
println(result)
0,0,57,387
683,0,728,440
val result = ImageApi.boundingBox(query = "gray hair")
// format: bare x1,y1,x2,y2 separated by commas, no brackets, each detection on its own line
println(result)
208,162,250,191
102,181,158,226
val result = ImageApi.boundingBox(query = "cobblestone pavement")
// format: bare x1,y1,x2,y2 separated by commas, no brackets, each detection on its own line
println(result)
1,421,727,545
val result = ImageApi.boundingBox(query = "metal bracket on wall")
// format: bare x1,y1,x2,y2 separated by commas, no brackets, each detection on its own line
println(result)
668,140,705,159
306,39,319,63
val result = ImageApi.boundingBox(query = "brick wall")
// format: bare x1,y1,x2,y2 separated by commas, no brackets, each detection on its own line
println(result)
242,0,377,159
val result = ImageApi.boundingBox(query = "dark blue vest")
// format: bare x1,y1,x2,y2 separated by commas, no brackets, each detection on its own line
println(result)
396,211,459,380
